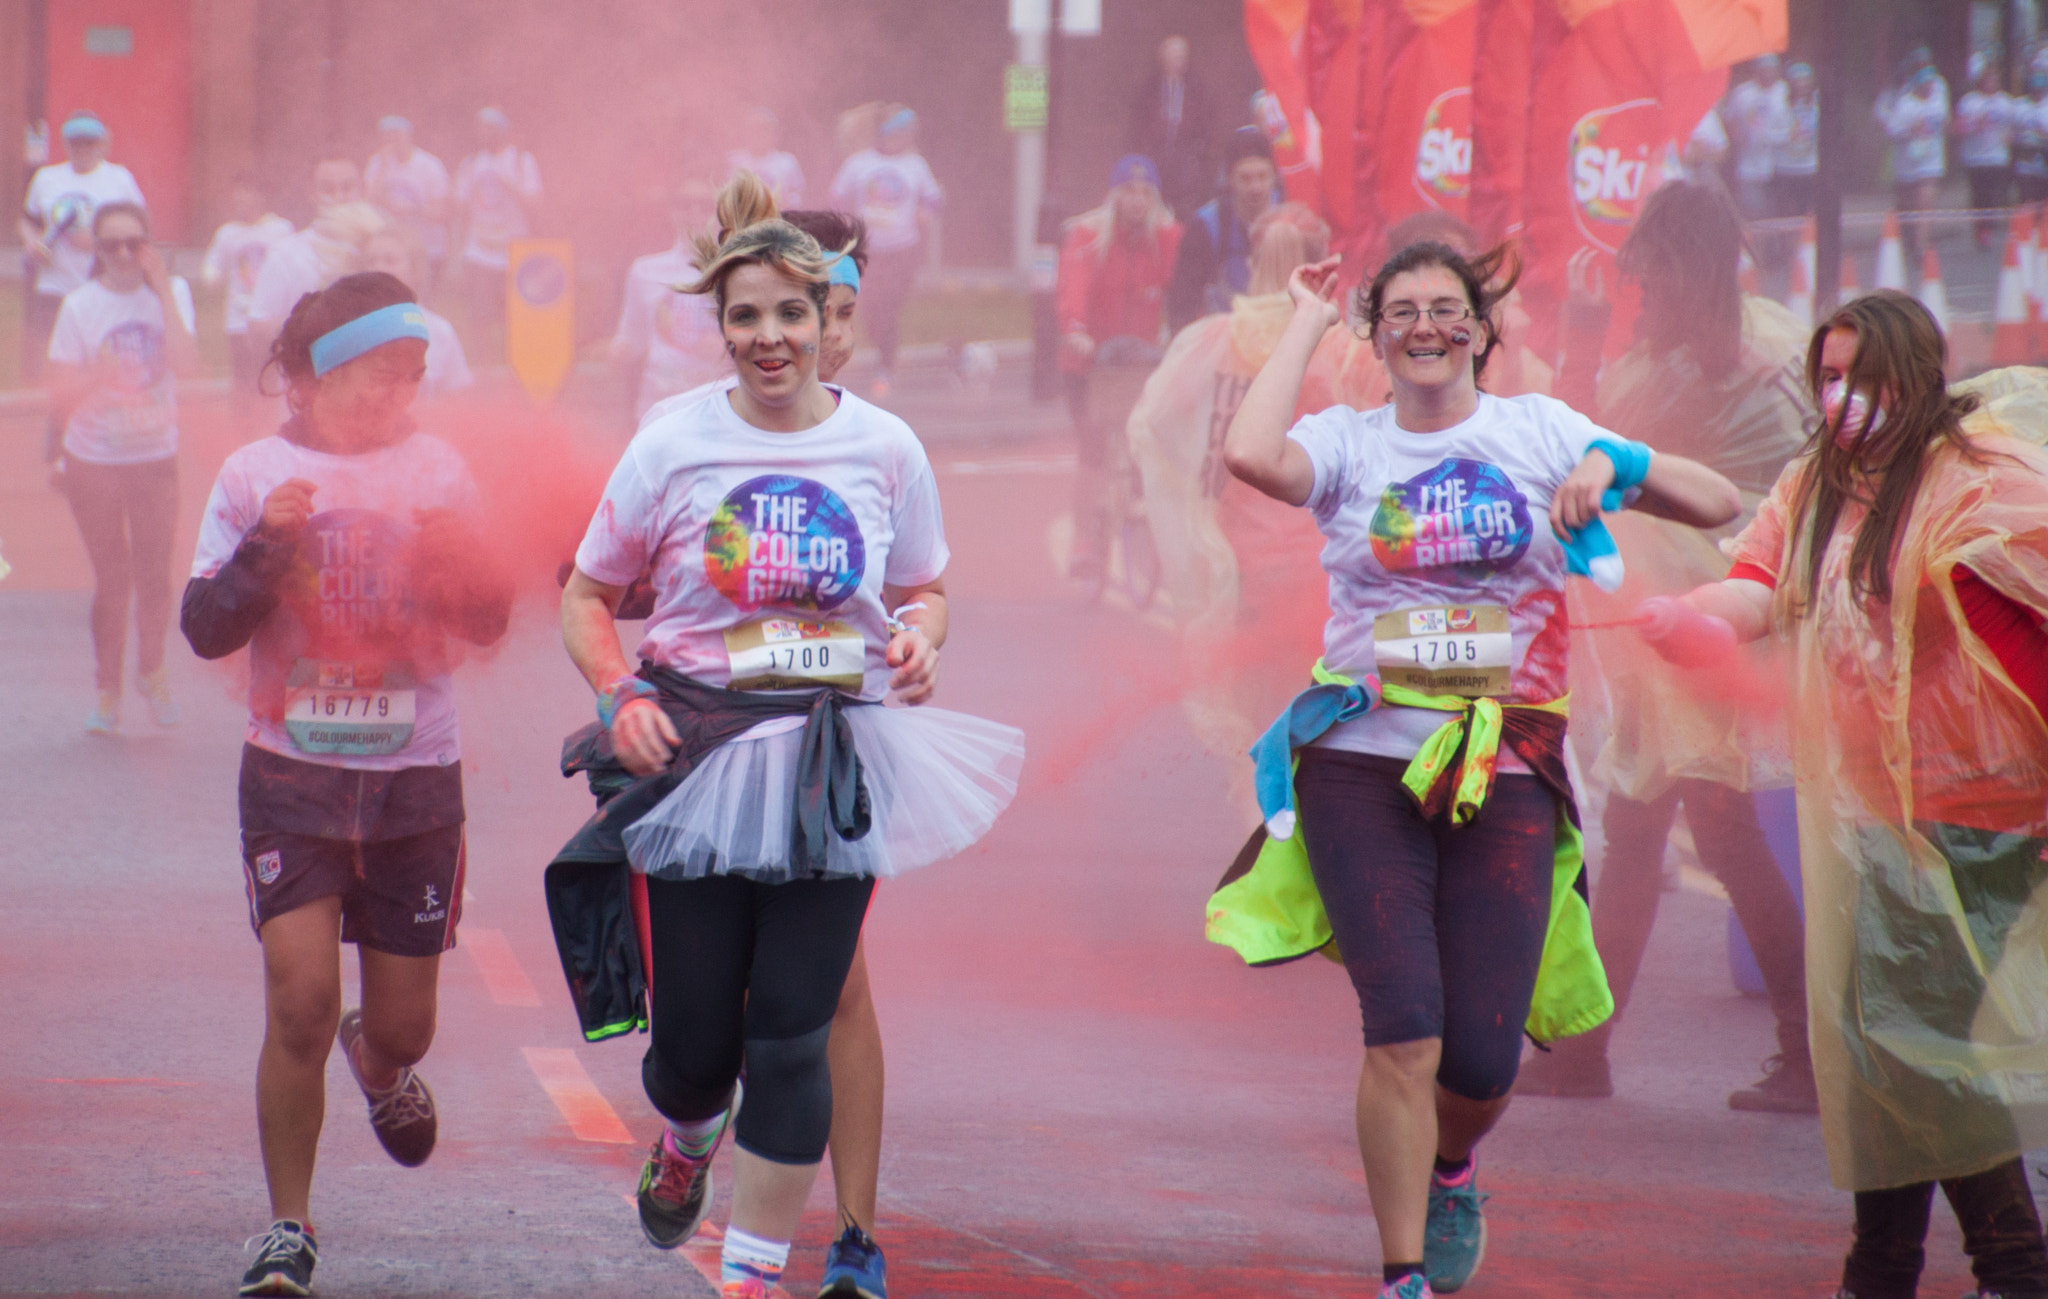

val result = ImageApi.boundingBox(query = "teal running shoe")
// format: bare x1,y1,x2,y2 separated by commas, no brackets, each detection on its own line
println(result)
1424,1163,1489,1293
818,1221,887,1297
1379,1272,1434,1299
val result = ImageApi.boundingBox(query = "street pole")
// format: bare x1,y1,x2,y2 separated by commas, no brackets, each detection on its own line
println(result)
1814,0,1845,315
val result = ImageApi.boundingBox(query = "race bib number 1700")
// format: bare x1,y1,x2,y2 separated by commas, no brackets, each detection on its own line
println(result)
1373,605,1512,698
724,618,865,692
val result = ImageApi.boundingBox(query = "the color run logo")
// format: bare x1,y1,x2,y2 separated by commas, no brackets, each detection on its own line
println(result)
1414,86,1473,206
705,474,866,611
1370,458,1532,577
291,509,412,642
1569,98,1670,251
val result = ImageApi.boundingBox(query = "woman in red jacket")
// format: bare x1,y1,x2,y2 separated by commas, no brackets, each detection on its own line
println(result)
1058,154,1181,577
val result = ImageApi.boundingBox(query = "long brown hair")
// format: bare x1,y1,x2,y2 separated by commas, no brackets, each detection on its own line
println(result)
1786,291,1981,607
1618,180,1746,381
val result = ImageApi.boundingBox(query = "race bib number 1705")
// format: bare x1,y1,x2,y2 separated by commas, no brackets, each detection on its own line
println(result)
1373,605,1512,698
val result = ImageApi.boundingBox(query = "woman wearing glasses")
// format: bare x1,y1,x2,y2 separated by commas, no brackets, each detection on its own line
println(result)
1220,240,1738,1298
46,200,198,733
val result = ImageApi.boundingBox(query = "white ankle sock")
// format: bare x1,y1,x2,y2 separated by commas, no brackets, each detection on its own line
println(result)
719,1225,788,1287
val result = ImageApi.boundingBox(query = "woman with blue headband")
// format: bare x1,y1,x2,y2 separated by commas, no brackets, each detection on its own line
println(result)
180,271,511,1298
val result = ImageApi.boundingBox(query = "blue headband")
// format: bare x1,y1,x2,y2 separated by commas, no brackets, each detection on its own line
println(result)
827,252,861,293
310,303,432,377
882,108,916,135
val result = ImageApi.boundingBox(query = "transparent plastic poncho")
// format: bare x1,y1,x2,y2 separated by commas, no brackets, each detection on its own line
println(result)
1734,402,2048,1190
1567,296,1814,798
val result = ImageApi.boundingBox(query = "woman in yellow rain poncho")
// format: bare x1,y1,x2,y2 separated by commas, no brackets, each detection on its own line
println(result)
1643,291,2048,1298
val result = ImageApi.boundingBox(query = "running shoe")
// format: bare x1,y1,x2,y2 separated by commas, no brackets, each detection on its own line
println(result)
84,690,120,735
1379,1273,1434,1299
723,1281,777,1299
1511,1046,1612,1098
138,668,179,727
819,1221,888,1297
238,1219,317,1297
337,1008,437,1167
1424,1163,1489,1294
1728,1053,1819,1114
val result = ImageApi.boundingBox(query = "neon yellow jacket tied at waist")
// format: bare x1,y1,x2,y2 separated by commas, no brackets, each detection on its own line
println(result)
1206,662,1614,1045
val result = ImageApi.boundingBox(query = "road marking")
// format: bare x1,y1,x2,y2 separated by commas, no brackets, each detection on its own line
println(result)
39,1076,198,1087
463,927,543,1007
940,452,1078,476
522,1047,635,1144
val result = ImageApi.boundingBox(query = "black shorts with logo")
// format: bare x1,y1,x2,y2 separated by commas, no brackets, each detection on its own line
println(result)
238,744,466,957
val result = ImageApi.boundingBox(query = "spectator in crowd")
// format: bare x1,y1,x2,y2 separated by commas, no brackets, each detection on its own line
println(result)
1166,127,1279,331
2016,66,2048,204
1056,154,1182,578
829,106,942,399
365,115,452,291
199,172,293,411
453,106,543,346
1128,35,1215,218
362,226,473,402
19,111,145,384
610,177,725,420
727,107,805,209
1877,46,1951,269
245,158,386,358
1956,54,2019,247
1772,61,1820,218
1723,54,1790,221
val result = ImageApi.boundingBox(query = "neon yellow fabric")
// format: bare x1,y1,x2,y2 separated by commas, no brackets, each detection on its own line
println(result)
1205,665,1613,1043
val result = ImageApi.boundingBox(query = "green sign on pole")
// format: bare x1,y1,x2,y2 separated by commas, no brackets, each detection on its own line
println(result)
1005,63,1049,133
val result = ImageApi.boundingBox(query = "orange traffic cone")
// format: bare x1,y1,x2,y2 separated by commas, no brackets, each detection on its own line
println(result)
1874,212,1908,291
1796,217,1817,303
1917,243,1949,332
1786,238,1814,328
1839,253,1860,301
1993,209,2033,366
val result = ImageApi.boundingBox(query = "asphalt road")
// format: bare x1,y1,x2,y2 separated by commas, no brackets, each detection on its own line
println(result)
0,371,1988,1297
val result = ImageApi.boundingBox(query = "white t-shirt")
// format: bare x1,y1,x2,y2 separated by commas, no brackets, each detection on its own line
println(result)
639,375,737,430
49,276,195,465
202,215,295,334
614,244,726,418
1724,78,1790,183
365,147,452,258
1287,392,1611,763
455,147,542,268
22,161,146,297
1776,94,1820,176
829,150,942,254
422,308,473,398
246,227,358,328
1957,91,2020,168
1878,80,1951,182
727,150,806,208
189,431,485,771
575,386,949,702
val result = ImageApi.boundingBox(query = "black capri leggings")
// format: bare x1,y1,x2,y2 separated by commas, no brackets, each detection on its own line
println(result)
1296,748,1555,1101
641,872,874,1165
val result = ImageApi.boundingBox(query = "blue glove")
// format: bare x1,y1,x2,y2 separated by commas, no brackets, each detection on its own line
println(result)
1559,438,1650,594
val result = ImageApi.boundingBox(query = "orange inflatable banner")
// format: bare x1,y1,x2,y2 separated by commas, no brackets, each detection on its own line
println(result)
1243,0,1325,208
1374,0,1479,237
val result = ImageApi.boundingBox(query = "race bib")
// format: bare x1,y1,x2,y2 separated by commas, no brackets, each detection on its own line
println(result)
1374,605,1512,698
284,660,417,755
724,618,865,692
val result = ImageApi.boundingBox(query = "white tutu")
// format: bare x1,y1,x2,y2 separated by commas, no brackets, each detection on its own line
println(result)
623,704,1025,882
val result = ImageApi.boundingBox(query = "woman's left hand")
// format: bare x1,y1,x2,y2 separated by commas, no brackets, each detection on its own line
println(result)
886,625,939,705
1549,449,1619,538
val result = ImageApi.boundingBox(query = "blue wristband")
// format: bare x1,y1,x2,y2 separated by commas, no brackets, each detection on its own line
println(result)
596,675,658,730
1588,437,1653,504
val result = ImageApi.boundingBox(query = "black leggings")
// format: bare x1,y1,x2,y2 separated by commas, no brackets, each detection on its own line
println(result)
641,872,874,1165
1296,748,1556,1101
1844,1158,2048,1298
64,455,177,691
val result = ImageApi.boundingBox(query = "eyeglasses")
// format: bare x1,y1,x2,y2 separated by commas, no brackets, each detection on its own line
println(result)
97,237,146,254
1379,303,1474,327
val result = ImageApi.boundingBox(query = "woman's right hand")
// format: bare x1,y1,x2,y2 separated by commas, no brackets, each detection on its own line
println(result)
610,697,681,775
258,478,318,540
1637,595,1737,667
1287,255,1343,331
1566,248,1607,311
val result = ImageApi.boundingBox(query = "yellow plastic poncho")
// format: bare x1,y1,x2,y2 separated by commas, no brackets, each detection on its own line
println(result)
1569,296,1812,798
1729,419,2048,1191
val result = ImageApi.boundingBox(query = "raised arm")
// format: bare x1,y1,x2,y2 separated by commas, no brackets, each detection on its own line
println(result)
1222,255,1340,507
